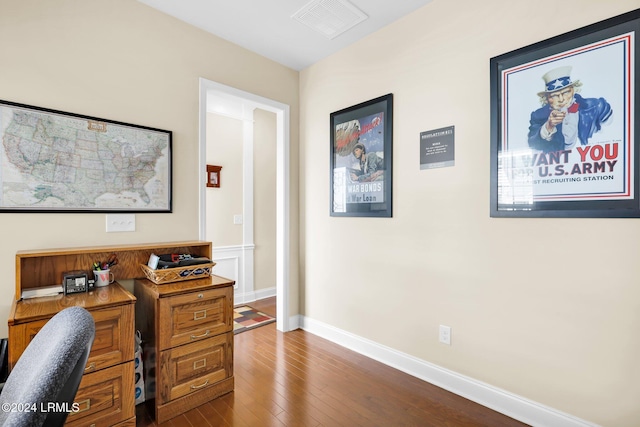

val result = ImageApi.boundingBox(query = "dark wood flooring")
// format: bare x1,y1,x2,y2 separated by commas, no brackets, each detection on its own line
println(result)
136,297,529,426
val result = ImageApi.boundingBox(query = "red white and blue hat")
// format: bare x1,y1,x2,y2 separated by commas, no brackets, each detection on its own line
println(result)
537,66,580,96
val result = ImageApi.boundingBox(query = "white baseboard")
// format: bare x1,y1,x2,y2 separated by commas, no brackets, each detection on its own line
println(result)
235,286,276,305
254,287,276,301
299,316,600,427
289,314,302,330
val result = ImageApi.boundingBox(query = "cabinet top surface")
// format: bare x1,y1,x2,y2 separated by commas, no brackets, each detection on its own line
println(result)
9,282,135,325
135,275,235,297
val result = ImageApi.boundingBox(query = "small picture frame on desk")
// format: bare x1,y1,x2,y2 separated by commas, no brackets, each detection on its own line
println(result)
62,271,88,295
206,165,222,188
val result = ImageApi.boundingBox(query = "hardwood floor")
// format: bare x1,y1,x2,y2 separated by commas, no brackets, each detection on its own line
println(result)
136,297,529,426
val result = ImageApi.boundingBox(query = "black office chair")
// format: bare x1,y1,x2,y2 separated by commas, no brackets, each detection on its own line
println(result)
0,306,95,427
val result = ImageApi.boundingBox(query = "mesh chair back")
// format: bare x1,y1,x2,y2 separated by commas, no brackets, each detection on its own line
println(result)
0,307,95,427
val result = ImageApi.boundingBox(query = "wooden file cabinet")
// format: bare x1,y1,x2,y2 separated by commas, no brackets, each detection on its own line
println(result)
7,283,136,427
134,275,234,424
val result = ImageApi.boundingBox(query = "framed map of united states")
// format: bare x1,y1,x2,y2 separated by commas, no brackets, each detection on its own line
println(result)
0,99,172,213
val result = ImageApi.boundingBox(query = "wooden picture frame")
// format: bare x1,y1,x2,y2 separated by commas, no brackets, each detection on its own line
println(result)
206,165,222,188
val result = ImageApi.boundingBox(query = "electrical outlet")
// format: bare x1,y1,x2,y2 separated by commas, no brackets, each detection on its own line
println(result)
233,214,243,225
439,325,451,345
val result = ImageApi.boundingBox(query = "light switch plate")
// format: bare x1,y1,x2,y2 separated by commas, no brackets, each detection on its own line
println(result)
106,214,136,232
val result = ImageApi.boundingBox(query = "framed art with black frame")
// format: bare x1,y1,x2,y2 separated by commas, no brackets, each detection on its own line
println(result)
0,99,172,213
330,94,393,217
489,9,640,218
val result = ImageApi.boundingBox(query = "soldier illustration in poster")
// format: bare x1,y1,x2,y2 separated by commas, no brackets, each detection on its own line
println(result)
333,112,386,208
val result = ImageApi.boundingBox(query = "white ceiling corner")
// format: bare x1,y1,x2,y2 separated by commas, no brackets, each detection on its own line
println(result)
136,0,434,70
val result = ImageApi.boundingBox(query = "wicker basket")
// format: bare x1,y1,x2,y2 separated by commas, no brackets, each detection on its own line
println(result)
140,262,215,285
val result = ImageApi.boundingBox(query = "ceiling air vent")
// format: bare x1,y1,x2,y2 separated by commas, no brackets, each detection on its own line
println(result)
291,0,368,40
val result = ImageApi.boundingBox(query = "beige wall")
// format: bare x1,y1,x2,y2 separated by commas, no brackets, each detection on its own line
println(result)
205,113,243,246
0,0,299,332
254,109,277,291
299,1,640,426
205,109,277,291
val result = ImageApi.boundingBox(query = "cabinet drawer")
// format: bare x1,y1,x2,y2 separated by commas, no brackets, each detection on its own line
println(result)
8,305,134,372
85,305,135,372
157,332,232,403
66,360,135,427
158,286,232,349
7,318,48,370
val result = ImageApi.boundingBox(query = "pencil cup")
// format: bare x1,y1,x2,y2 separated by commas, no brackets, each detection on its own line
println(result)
93,269,115,287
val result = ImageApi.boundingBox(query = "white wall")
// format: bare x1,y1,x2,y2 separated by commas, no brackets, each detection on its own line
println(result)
205,109,277,298
206,113,243,247
254,109,277,292
299,1,640,426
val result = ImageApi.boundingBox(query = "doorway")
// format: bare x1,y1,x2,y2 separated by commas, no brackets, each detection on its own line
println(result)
198,78,291,332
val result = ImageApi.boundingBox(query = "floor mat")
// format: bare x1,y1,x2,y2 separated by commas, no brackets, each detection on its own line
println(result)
233,305,276,334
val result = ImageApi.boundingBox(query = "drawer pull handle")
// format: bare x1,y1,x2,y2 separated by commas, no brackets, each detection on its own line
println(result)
198,293,204,299
75,399,91,413
193,359,207,370
194,310,207,320
190,330,210,339
84,363,96,372
190,379,209,390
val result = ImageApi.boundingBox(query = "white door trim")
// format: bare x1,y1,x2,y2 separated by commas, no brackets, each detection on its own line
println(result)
198,78,291,332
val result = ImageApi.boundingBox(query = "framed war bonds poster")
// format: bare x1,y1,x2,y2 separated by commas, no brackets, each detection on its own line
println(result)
330,94,393,218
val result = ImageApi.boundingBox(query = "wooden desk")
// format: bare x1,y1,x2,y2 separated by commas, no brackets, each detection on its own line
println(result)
7,241,222,426
8,283,136,427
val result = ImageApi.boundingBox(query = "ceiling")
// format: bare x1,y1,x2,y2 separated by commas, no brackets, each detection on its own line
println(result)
136,0,433,71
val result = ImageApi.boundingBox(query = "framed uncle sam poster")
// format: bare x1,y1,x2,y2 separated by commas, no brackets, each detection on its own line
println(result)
490,9,640,217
